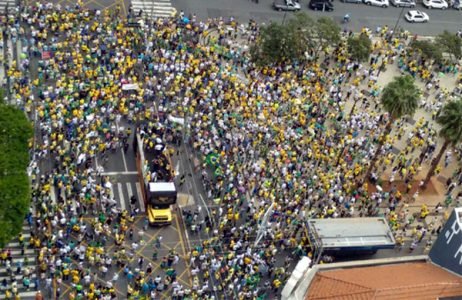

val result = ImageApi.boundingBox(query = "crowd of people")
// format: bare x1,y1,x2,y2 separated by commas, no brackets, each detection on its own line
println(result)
0,2,461,299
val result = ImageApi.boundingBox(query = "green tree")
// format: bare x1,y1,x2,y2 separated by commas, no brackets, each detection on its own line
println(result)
314,17,341,57
250,13,341,65
365,76,420,181
0,102,33,247
423,99,462,187
347,33,372,62
436,30,462,60
410,40,443,64
250,21,299,66
286,12,318,60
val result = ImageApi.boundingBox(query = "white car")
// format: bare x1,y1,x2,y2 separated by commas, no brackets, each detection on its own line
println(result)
273,0,302,11
363,0,389,7
423,0,448,9
405,10,430,22
391,0,416,7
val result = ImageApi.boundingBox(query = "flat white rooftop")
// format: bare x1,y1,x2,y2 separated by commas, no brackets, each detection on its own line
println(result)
307,217,395,248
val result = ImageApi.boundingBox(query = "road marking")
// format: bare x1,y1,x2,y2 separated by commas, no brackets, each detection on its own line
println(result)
199,194,212,226
100,171,138,176
115,120,128,172
117,182,126,210
131,0,176,18
122,147,128,171
108,182,115,199
7,39,13,71
0,291,37,299
135,182,145,212
126,181,133,199
50,186,57,205
62,186,76,211
175,161,180,176
174,214,193,286
183,143,214,230
16,39,21,69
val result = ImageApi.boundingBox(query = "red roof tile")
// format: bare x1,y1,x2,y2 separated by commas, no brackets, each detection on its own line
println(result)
306,262,462,300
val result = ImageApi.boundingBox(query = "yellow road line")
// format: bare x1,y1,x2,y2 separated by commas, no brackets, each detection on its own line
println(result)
177,268,191,281
174,214,192,286
62,284,73,298
169,223,179,233
93,0,110,10
177,277,191,287
104,1,119,9
132,227,163,259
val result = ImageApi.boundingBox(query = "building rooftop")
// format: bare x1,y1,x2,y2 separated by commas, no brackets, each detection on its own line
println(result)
307,218,395,249
429,207,462,276
306,261,462,300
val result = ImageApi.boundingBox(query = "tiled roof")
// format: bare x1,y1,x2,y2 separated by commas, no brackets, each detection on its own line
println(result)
306,262,462,300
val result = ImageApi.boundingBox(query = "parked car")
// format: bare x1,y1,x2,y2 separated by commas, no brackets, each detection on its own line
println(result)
423,0,448,9
452,0,461,9
309,0,335,10
405,10,430,22
340,0,362,3
391,0,416,7
273,0,301,11
363,0,389,7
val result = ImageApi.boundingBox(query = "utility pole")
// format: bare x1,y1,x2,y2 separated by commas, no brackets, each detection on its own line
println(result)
390,5,406,42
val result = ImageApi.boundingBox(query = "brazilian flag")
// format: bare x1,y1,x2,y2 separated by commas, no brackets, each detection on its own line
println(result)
206,152,220,167
214,167,223,178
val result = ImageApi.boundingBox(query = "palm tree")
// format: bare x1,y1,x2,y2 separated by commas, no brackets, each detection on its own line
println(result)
364,75,420,182
423,99,462,187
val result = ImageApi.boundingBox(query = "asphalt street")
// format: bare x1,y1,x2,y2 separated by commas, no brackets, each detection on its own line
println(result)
171,0,462,35
36,0,461,35
34,0,461,35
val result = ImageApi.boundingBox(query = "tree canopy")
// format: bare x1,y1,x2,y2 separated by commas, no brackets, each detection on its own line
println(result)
410,40,443,64
365,75,420,178
250,13,341,66
436,99,462,145
436,30,462,61
381,75,420,120
424,98,462,186
0,101,33,247
347,33,372,62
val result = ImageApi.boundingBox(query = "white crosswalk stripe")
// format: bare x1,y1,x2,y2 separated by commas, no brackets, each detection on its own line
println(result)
109,181,146,212
0,0,15,12
6,38,13,68
0,222,37,300
126,182,133,200
50,186,77,211
62,187,77,211
0,291,37,300
49,185,57,205
117,182,126,210
131,0,176,18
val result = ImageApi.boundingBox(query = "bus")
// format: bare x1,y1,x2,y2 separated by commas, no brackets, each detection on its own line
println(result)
134,132,177,226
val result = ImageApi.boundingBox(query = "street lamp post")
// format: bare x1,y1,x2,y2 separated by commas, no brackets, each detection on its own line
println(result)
390,5,406,42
